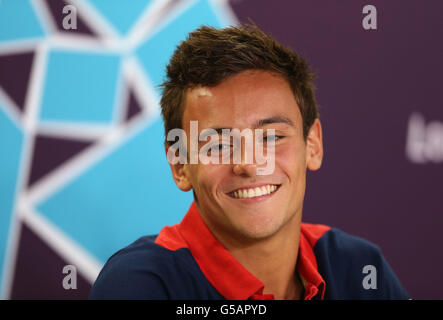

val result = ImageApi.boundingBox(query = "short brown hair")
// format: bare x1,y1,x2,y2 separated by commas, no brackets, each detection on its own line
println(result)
160,24,318,144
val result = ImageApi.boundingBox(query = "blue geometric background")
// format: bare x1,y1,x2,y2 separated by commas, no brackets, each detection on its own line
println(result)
0,0,234,299
0,0,45,42
40,50,122,123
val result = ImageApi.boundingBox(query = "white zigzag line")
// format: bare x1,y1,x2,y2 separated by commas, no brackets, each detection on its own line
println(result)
23,113,157,204
19,205,103,285
31,0,58,35
22,42,49,135
123,0,182,51
0,41,49,299
211,0,238,26
68,0,122,40
0,87,23,132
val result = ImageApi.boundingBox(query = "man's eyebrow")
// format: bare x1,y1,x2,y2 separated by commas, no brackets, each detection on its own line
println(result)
198,116,294,140
199,128,231,141
255,116,295,128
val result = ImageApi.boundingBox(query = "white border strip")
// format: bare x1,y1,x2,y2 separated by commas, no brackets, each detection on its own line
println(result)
0,88,23,132
210,0,238,26
70,0,123,41
37,121,111,140
19,205,103,284
24,113,153,205
31,0,57,36
124,0,175,51
0,39,41,56
123,55,160,119
22,41,49,135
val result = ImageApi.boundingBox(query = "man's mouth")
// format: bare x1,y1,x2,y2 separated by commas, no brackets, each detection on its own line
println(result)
228,184,281,199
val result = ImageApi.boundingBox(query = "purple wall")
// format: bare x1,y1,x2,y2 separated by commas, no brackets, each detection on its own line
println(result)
230,0,443,299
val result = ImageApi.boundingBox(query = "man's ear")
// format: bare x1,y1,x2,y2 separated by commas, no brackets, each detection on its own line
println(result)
165,146,193,191
306,119,324,171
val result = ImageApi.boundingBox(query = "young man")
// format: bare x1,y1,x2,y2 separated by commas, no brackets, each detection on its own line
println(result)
89,25,409,300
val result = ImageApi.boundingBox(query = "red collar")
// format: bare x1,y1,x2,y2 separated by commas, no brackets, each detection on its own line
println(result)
155,202,328,300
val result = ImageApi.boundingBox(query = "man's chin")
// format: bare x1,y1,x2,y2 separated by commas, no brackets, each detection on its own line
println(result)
230,218,283,242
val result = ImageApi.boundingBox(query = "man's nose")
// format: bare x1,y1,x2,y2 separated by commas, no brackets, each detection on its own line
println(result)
232,162,257,177
232,137,257,177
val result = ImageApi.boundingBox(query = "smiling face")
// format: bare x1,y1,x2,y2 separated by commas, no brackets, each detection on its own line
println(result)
168,70,323,245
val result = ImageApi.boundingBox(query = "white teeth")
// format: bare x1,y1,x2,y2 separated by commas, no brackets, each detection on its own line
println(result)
261,186,267,195
231,185,279,199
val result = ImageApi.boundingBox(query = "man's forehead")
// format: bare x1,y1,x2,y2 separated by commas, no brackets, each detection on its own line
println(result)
183,86,215,124
186,70,287,99
182,71,300,130
185,87,215,109
191,86,213,97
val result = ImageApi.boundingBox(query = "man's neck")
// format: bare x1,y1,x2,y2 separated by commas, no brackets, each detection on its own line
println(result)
219,215,303,300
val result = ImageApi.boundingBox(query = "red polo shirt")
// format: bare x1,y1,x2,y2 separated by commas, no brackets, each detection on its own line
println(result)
155,202,330,300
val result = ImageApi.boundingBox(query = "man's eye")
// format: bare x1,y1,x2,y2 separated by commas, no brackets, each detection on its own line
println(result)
264,135,282,143
209,144,230,153
216,144,230,150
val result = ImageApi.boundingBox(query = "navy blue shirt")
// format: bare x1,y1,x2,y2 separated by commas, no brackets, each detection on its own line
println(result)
89,202,409,300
